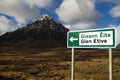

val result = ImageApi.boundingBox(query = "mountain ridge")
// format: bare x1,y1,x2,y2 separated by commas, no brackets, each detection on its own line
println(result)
116,43,120,49
0,15,69,48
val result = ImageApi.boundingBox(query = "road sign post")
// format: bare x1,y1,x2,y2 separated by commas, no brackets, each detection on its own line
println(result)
71,48,75,80
109,48,113,80
67,28,116,80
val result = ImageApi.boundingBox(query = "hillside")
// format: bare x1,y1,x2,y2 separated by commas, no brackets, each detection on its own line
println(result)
0,15,69,48
116,44,120,49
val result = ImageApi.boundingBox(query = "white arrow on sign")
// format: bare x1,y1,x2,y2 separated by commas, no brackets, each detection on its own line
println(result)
70,37,78,42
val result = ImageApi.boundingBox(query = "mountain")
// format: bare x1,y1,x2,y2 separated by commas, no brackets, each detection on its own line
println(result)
116,44,120,49
0,15,69,48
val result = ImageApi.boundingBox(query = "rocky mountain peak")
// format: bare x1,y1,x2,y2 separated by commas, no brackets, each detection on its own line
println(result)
21,15,66,32
38,15,53,21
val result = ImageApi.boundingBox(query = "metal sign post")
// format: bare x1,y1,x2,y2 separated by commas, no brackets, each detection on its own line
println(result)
109,48,113,80
71,48,75,80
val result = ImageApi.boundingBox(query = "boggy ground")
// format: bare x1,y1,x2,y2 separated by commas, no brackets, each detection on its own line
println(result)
0,47,120,80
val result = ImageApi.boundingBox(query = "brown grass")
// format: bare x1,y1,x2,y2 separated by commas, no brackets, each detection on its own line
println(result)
0,48,120,80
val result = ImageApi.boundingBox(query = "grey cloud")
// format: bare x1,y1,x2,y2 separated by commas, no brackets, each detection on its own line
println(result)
0,0,52,35
56,0,100,29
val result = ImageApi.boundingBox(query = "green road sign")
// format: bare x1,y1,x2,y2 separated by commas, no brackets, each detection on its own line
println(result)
67,28,116,48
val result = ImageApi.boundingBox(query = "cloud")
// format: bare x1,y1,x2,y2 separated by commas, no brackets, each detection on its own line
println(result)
0,0,52,35
96,0,120,18
25,0,52,8
108,0,120,45
65,22,95,30
56,0,99,30
0,16,19,35
109,0,120,17
110,5,120,17
109,24,120,45
0,0,52,23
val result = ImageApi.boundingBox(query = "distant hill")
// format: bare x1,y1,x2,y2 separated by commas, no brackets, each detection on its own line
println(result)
0,15,69,48
116,44,120,49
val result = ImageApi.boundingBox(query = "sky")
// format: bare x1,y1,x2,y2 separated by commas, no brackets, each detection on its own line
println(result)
0,0,120,45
